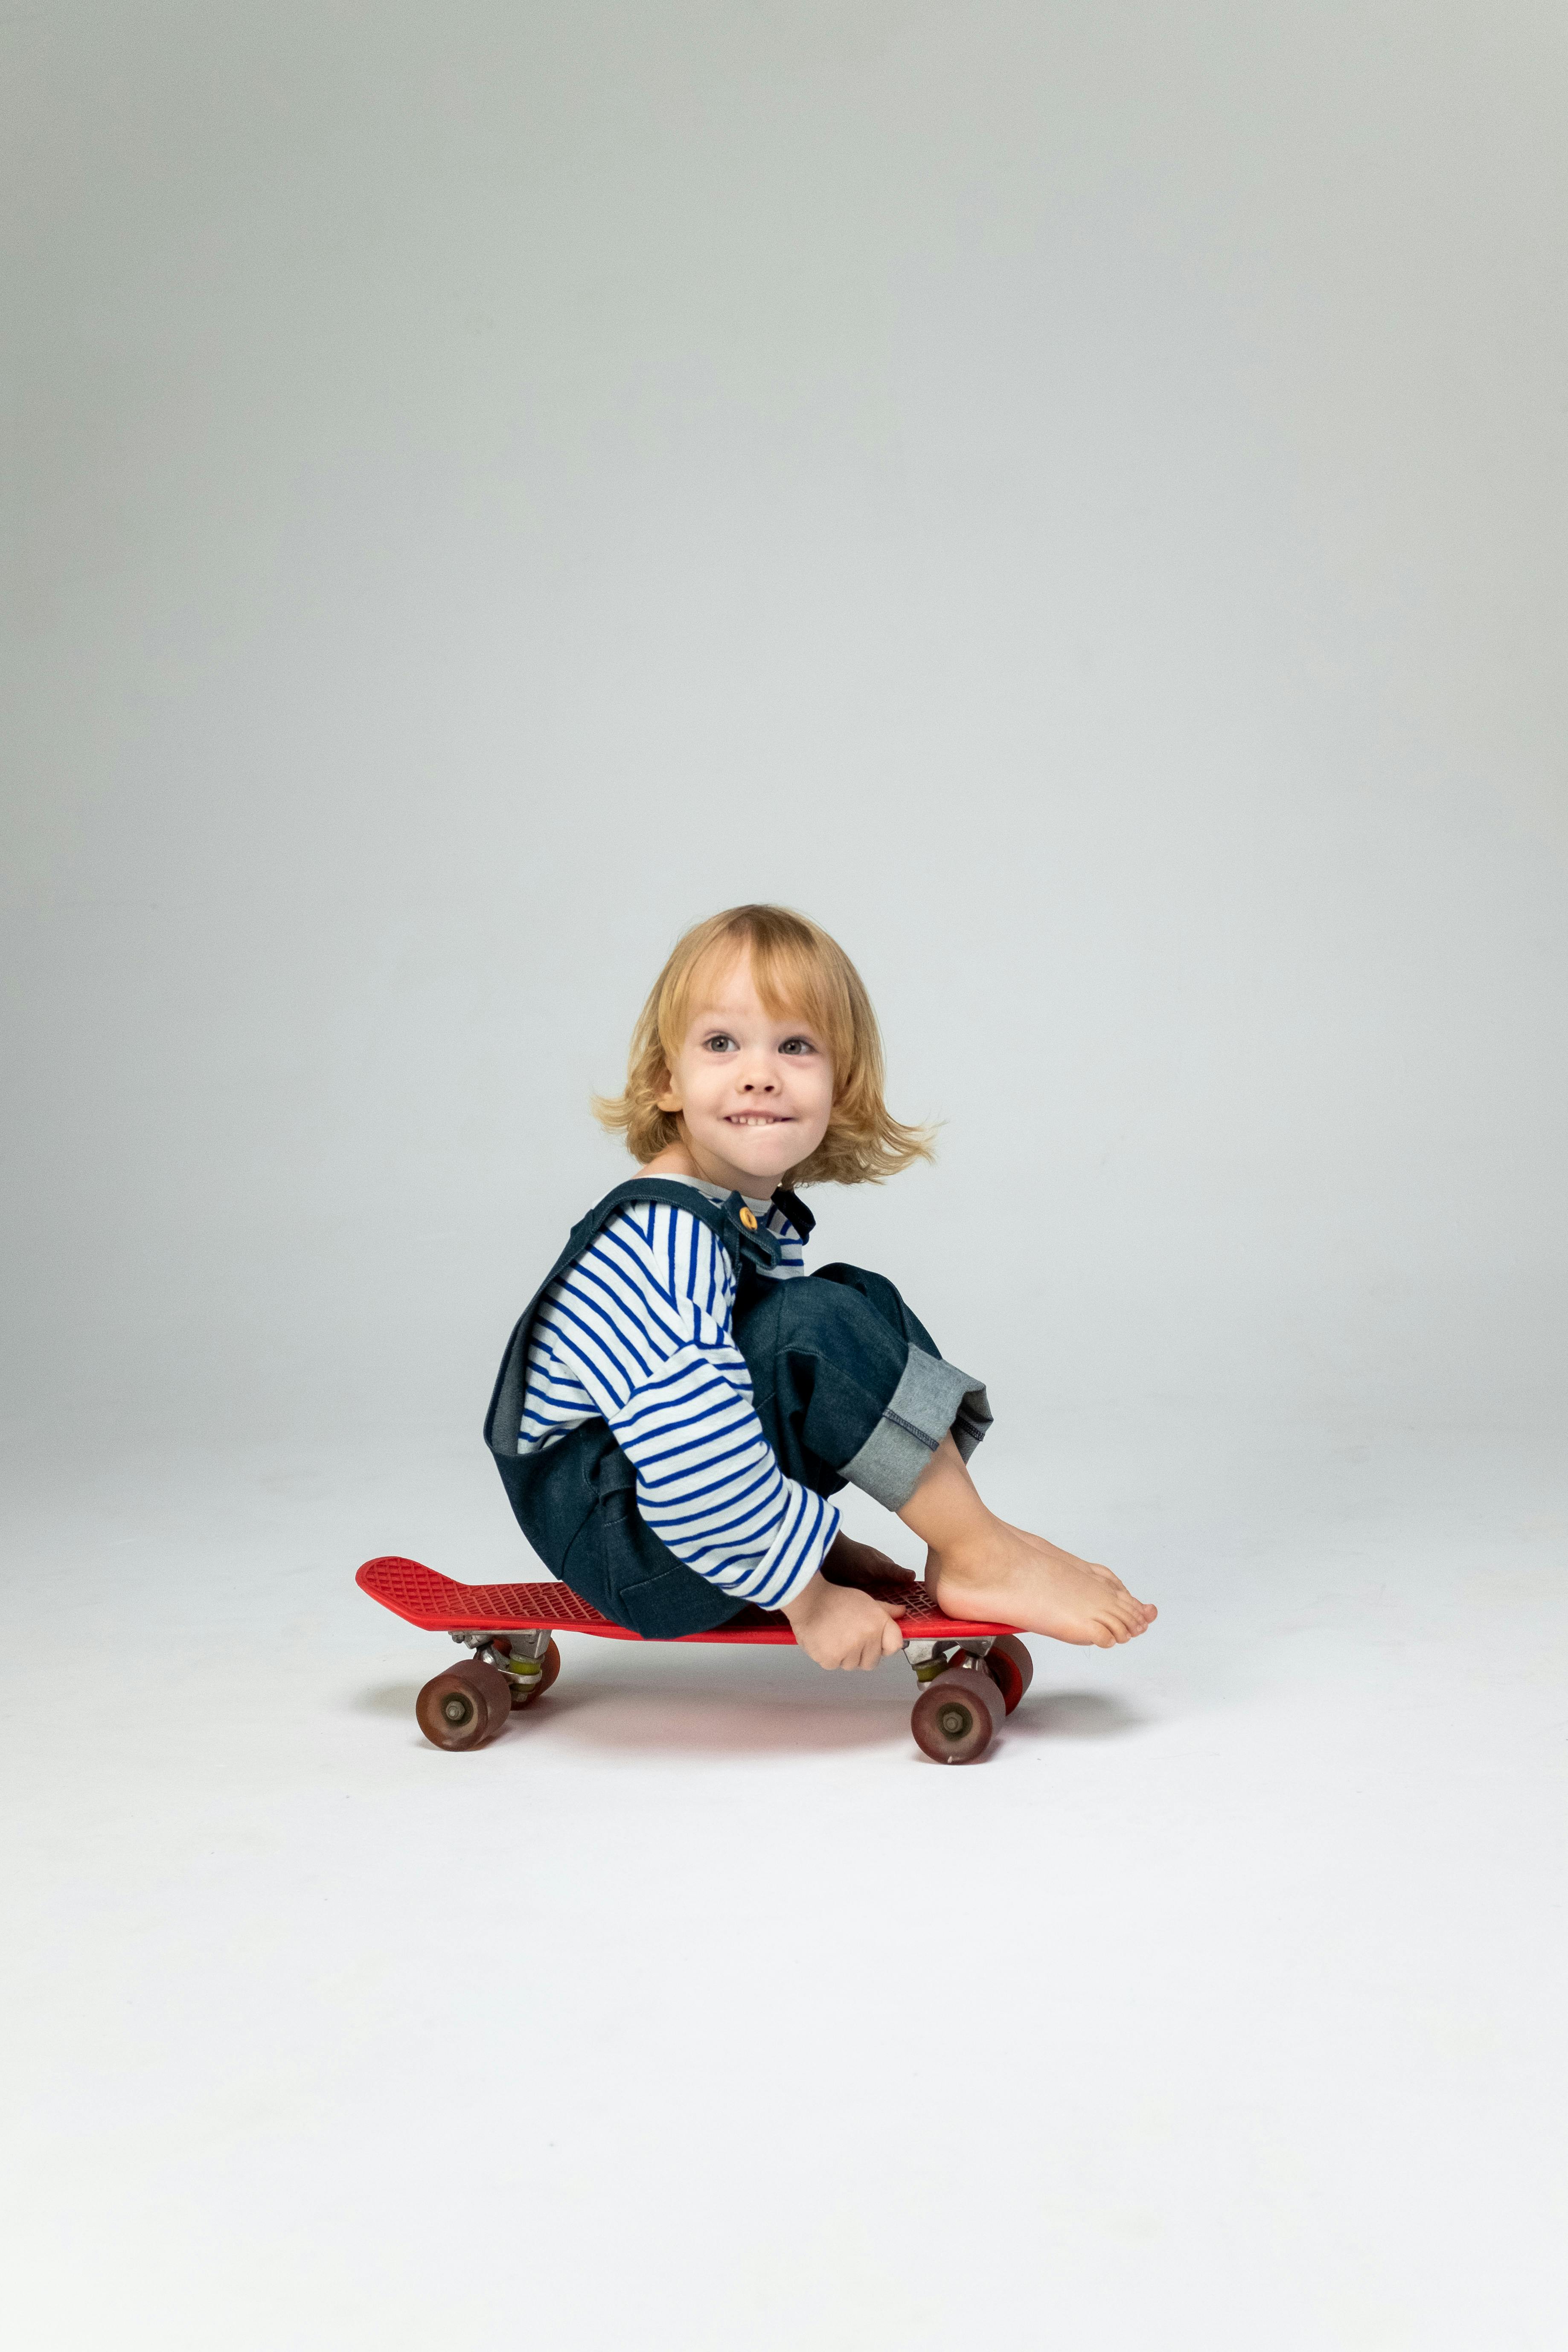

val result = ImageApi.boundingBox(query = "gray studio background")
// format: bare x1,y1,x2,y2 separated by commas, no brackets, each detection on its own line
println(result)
7,13,1568,2349
5,0,1565,1517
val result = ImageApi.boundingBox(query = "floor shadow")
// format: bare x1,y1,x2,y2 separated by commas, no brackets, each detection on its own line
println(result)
524,1675,899,1755
349,1674,1152,1754
353,1682,424,1717
1007,1689,1152,1740
348,1675,898,1756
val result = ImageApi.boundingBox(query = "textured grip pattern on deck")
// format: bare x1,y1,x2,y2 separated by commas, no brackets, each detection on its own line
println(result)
355,1555,1008,1640
357,1556,614,1630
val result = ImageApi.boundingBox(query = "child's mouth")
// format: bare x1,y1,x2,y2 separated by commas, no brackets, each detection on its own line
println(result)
724,1115,790,1127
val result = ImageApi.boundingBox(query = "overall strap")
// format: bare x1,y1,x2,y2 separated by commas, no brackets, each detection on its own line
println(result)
482,1177,808,1461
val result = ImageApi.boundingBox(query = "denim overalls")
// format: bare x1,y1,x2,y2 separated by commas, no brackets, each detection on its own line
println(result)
484,1178,991,1639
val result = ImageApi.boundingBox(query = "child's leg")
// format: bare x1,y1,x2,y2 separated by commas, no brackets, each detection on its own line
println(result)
736,1268,1155,1648
736,1263,991,1512
899,1434,1156,1648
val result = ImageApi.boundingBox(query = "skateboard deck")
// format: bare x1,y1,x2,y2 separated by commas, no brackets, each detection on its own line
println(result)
356,1555,1032,1763
357,1554,1011,1643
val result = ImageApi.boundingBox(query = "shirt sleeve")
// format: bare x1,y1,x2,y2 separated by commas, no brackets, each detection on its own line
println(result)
531,1202,839,1609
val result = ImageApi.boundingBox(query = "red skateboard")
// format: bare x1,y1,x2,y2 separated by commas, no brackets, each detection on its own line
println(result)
357,1555,1036,1765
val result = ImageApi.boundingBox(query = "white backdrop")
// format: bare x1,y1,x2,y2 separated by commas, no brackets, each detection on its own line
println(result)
6,0,1564,1476
6,13,1568,2352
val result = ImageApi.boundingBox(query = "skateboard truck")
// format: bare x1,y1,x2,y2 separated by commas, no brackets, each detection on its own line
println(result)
905,1634,995,1682
448,1626,560,1708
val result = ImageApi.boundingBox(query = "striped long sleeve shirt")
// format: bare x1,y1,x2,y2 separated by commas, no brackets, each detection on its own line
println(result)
517,1188,839,1610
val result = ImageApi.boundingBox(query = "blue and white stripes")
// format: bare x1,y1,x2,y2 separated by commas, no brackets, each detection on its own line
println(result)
518,1194,837,1610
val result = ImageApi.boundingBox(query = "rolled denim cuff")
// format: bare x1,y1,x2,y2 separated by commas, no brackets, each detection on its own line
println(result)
839,1347,993,1511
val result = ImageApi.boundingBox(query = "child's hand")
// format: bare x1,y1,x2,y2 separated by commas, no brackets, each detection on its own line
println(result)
819,1531,917,1594
782,1572,907,1671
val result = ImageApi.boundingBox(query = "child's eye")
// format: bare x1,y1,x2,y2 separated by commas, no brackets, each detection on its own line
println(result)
703,1033,737,1052
779,1037,817,1055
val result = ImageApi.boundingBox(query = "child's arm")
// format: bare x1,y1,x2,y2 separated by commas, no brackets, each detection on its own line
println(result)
771,1529,913,1669
532,1203,845,1616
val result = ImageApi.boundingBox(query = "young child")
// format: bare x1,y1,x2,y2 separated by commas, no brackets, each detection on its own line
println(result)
484,905,1155,1669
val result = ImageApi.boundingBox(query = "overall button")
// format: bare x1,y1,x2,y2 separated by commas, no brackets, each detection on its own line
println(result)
738,1206,759,1231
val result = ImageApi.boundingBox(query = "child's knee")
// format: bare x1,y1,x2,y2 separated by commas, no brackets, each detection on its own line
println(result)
768,1267,886,1350
751,1272,921,1414
811,1262,926,1348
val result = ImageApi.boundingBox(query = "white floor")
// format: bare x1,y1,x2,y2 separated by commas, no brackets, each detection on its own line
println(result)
4,1419,1566,2351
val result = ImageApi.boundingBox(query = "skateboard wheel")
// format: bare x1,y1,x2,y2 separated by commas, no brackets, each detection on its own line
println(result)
509,1636,562,1709
911,1665,1005,1764
415,1662,511,1751
984,1634,1035,1716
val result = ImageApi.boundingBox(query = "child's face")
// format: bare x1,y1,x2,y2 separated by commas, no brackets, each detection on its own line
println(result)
656,951,835,1192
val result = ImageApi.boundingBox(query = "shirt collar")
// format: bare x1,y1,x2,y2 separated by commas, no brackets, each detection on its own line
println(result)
663,1172,810,1242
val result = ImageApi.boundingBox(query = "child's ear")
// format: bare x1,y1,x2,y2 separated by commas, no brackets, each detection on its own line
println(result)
653,1066,683,1114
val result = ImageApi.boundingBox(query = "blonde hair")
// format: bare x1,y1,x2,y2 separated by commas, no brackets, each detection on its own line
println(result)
595,905,935,1185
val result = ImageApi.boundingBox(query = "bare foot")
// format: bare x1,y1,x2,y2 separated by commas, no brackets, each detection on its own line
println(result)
1003,1522,1133,1598
929,1522,1156,1648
